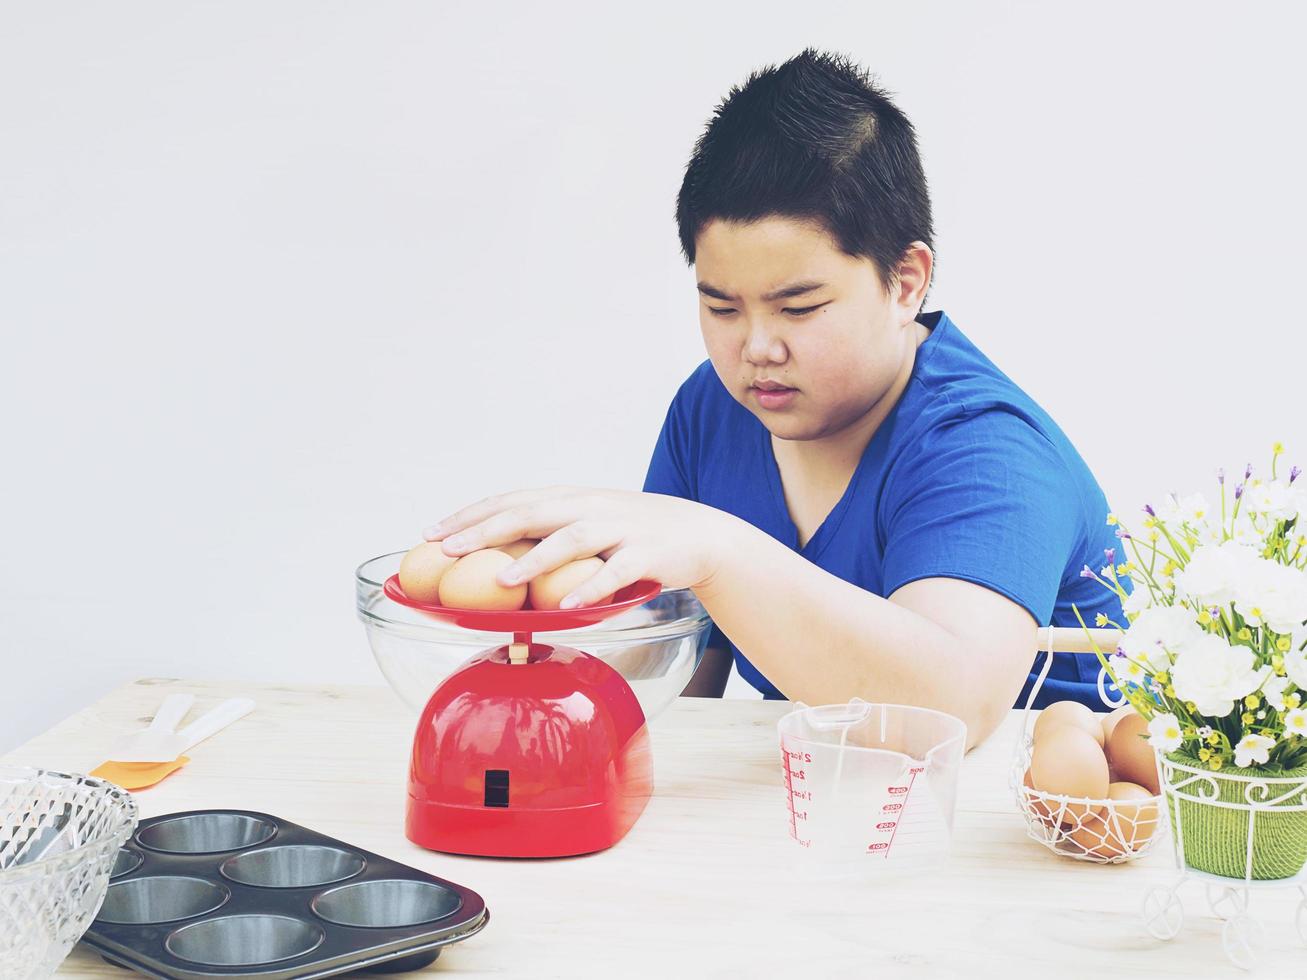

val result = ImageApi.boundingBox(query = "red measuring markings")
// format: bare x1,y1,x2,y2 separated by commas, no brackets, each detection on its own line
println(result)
781,745,812,847
865,764,928,859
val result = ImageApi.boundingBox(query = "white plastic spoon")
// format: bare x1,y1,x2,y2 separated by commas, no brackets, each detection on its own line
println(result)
108,697,254,763
106,693,195,763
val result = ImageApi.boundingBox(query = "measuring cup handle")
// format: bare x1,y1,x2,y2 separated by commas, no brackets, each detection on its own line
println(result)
803,699,874,731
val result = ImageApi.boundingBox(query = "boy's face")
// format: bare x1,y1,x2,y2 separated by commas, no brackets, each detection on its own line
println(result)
694,216,924,443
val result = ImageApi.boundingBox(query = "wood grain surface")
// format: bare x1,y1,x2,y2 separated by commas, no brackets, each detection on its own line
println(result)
5,679,1300,978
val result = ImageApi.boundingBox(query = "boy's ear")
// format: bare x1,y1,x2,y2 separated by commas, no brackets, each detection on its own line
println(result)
894,242,933,321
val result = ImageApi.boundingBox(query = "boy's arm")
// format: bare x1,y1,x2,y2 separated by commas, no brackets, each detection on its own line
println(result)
694,528,1036,749
680,644,733,698
427,484,1042,746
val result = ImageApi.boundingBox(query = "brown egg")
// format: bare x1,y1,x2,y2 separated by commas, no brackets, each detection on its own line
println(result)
1034,700,1105,747
1067,781,1160,857
1102,703,1137,745
437,549,528,611
528,558,612,610
498,539,538,560
1106,712,1160,794
1030,726,1110,824
1022,768,1060,827
398,541,458,603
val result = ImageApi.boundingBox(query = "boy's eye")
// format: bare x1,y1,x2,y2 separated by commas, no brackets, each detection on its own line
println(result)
706,303,827,318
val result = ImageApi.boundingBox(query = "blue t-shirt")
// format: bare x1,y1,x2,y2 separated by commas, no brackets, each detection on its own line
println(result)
642,310,1124,711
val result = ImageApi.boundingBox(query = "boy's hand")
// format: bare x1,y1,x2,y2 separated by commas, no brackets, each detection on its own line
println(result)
422,488,734,609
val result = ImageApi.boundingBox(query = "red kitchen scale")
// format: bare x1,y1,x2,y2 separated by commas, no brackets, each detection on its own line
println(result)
382,575,661,858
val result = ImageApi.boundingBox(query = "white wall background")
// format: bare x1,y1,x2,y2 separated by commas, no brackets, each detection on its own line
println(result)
4,1,1305,751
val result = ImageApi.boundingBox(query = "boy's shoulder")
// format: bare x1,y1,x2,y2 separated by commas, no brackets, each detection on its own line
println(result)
912,313,1034,408
895,311,1109,510
905,312,1065,443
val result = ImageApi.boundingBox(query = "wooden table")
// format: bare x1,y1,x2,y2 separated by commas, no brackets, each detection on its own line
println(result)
5,679,1303,977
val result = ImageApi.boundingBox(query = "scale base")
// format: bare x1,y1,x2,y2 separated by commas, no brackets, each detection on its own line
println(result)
407,757,652,859
405,643,654,859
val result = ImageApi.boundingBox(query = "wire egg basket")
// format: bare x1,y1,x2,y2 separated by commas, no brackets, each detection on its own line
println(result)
1009,627,1165,864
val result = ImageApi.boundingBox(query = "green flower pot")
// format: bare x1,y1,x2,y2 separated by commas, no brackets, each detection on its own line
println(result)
1164,752,1307,880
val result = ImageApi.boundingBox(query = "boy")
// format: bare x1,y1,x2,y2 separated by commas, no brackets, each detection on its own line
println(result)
425,49,1123,749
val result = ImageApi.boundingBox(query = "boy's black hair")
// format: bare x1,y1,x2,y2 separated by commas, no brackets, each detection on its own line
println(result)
676,48,933,294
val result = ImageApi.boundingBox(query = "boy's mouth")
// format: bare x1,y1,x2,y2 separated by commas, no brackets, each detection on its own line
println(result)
749,380,798,409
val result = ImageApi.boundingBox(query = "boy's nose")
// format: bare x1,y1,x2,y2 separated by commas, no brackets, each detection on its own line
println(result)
742,319,787,365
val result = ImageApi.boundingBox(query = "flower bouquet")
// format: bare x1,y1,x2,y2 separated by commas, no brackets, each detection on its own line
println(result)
1079,444,1307,880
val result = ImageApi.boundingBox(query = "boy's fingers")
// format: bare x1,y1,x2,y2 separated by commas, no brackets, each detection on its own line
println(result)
559,549,643,609
441,498,590,556
498,522,622,586
423,487,562,541
423,499,506,542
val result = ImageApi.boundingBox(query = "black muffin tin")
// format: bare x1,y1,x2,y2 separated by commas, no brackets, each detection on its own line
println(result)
82,809,489,978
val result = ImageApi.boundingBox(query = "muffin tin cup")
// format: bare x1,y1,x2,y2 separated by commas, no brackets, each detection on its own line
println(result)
167,914,326,966
81,809,489,979
220,845,367,889
137,812,278,854
98,875,230,924
110,847,144,879
312,879,463,928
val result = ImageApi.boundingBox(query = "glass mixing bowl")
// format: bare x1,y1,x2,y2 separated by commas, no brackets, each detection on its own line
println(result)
355,552,713,721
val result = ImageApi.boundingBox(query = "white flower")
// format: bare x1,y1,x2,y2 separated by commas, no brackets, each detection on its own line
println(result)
1293,620,1307,654
1293,484,1307,518
1182,492,1213,524
1148,713,1184,753
1175,542,1262,608
1171,633,1271,717
1261,673,1293,711
1231,522,1264,548
1232,560,1307,635
1110,654,1147,684
1288,517,1307,553
1197,725,1214,738
1158,492,1212,527
1158,492,1226,543
1243,480,1300,522
1123,583,1154,617
1154,493,1185,526
1233,733,1277,768
1284,708,1307,737
1119,606,1205,672
1286,650,1307,690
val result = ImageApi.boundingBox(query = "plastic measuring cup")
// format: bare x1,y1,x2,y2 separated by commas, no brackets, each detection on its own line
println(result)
777,699,967,875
